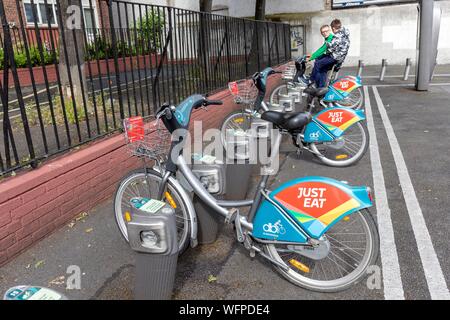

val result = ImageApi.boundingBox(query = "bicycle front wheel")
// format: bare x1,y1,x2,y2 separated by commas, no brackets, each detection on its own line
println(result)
114,168,191,253
264,209,379,292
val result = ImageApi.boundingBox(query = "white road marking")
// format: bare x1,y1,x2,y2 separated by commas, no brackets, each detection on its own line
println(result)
373,86,450,300
362,74,450,79
364,86,405,300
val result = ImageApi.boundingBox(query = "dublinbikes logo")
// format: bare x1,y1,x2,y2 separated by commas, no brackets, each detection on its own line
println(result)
263,220,286,235
309,131,321,140
169,121,281,175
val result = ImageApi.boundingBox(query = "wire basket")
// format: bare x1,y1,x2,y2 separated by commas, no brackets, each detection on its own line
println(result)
228,80,258,105
123,115,171,161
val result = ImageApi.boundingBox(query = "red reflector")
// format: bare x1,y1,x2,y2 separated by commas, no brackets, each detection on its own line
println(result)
367,188,373,203
228,82,239,95
124,117,144,142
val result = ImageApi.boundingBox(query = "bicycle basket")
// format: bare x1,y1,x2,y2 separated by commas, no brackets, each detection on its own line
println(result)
123,116,171,160
228,80,258,105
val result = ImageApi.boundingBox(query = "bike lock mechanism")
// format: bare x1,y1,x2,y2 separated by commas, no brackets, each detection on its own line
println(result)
127,200,179,300
190,153,227,244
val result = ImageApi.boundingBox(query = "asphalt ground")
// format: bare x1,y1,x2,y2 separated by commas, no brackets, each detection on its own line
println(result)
0,80,449,300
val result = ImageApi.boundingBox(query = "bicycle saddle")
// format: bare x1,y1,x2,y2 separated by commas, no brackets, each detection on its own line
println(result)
303,87,329,98
261,111,312,131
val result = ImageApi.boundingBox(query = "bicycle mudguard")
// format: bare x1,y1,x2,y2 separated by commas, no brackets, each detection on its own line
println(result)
323,76,362,102
303,107,365,143
252,176,372,242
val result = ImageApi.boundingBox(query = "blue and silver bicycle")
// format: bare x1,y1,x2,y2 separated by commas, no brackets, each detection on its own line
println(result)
114,95,379,292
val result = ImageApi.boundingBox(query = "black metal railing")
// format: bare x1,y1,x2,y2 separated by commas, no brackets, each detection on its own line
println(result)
0,0,291,176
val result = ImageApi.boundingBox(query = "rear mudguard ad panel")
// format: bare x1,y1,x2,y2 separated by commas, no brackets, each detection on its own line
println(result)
304,107,365,142
253,177,372,242
324,76,362,102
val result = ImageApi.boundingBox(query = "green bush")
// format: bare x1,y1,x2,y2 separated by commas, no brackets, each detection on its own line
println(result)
0,46,57,70
14,51,28,68
136,9,165,53
86,35,112,60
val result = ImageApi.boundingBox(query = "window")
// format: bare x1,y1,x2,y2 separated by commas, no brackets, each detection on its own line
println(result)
22,1,98,28
23,0,57,26
83,8,95,30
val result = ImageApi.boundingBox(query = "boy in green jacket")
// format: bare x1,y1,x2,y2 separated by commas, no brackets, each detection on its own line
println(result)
309,25,334,61
299,25,333,85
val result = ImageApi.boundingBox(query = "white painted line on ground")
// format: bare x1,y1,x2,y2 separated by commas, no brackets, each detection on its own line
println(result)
364,86,405,300
362,74,450,79
373,86,450,300
366,83,450,88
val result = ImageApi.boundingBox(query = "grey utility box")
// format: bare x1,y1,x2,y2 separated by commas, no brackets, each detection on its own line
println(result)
224,130,253,201
127,198,179,300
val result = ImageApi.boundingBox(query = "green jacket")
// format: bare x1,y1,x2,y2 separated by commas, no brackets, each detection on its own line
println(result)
310,33,334,61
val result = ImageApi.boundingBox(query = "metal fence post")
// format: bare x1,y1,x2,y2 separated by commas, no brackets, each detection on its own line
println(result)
379,59,388,81
255,21,261,71
224,16,232,82
0,0,36,167
107,0,124,120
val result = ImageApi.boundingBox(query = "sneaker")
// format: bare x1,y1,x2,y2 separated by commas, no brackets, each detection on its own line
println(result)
298,75,310,86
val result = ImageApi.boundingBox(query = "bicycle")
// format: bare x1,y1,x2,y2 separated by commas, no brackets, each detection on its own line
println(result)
114,94,379,292
221,68,369,167
269,56,364,110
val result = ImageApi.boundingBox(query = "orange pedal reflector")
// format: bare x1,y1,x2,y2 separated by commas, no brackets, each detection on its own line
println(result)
165,192,177,209
289,259,310,273
234,117,244,123
343,216,350,221
125,211,132,222
336,154,348,160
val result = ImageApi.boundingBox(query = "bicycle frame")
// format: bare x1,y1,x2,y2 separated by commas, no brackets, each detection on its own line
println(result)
172,127,284,233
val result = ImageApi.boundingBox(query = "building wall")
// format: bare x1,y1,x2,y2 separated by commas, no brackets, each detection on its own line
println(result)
211,0,326,17
293,2,450,66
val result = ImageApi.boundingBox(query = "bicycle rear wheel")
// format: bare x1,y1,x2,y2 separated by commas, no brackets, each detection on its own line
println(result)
220,109,253,148
264,209,379,292
269,84,289,106
333,87,363,109
114,168,191,253
310,121,369,167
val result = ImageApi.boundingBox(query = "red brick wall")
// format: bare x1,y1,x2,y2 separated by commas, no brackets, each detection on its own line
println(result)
3,0,21,27
0,69,285,267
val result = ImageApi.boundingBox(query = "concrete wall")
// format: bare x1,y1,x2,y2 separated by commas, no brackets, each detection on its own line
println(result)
211,0,326,17
294,2,450,66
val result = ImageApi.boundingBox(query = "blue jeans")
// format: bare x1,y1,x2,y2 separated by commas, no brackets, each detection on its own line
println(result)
310,55,337,88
